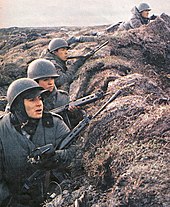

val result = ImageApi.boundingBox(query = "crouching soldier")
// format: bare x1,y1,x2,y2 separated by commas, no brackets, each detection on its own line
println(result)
0,78,77,207
27,58,84,129
40,38,90,92
118,3,157,31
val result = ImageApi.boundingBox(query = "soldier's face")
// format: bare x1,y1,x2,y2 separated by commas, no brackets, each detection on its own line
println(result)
24,96,43,119
38,78,55,92
141,10,150,18
54,48,68,61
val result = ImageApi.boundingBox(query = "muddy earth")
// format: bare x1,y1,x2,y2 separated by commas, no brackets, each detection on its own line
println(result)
0,13,169,207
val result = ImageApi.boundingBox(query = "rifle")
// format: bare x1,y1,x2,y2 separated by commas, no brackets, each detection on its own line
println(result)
22,89,122,193
106,21,122,33
59,89,122,149
67,40,109,59
50,90,109,114
22,144,55,193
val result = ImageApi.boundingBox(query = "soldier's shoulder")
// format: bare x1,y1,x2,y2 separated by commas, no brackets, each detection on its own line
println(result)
42,111,63,127
58,90,69,96
0,111,9,122
50,112,63,120
39,49,48,57
0,111,7,118
41,52,55,62
50,59,57,65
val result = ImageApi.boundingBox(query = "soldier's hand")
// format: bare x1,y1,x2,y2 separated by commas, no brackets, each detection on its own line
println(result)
68,104,80,111
28,144,55,164
38,155,59,170
36,148,75,170
150,14,157,20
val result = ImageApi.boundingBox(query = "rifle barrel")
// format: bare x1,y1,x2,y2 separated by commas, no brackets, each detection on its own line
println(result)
67,40,109,59
92,89,122,119
59,89,121,149
68,55,85,59
59,116,91,149
49,91,109,114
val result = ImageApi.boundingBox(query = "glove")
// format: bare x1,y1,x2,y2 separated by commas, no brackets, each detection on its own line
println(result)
28,144,55,164
28,144,77,170
52,146,78,170
150,14,157,20
67,36,80,46
32,147,76,170
38,155,59,170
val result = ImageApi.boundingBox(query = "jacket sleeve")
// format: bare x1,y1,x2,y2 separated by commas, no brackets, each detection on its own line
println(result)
53,58,87,88
53,63,73,86
129,17,143,29
53,115,71,147
52,117,77,167
0,142,10,206
69,57,87,75
54,146,77,167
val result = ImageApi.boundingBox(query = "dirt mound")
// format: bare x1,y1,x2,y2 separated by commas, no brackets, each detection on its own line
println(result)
0,13,169,207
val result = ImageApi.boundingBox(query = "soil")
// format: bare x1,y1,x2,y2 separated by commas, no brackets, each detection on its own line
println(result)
0,13,169,207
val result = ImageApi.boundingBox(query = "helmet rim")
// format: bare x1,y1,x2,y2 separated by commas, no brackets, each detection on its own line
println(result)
7,78,45,110
27,59,59,80
48,38,70,52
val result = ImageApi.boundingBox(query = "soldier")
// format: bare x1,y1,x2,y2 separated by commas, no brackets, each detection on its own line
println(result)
67,34,98,46
118,3,157,31
27,58,84,129
0,78,77,207
40,38,90,92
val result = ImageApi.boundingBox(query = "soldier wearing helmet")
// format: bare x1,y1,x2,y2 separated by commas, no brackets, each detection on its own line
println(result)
27,58,84,129
40,38,89,92
0,78,77,206
118,3,157,31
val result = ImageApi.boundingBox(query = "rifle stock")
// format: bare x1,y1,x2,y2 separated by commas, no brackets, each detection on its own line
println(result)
22,170,44,193
59,115,91,150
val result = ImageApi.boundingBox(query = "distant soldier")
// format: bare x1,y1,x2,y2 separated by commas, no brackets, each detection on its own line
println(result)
27,58,84,129
0,78,77,206
40,38,90,92
118,3,157,31
67,34,98,45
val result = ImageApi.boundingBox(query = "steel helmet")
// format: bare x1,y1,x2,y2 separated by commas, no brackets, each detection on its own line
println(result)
137,3,151,12
48,38,70,52
27,58,59,80
7,78,44,110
